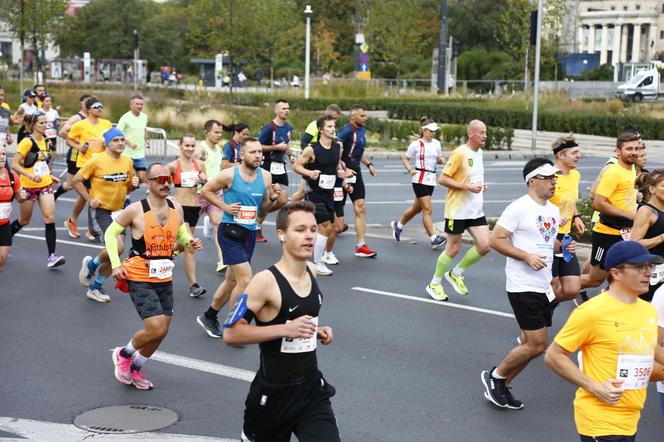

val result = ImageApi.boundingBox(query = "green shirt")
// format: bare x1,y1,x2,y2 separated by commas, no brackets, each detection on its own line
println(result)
305,120,319,143
117,111,148,159
199,140,223,179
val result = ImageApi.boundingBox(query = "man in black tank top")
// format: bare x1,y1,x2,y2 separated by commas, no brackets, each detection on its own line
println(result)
293,116,350,277
224,201,340,442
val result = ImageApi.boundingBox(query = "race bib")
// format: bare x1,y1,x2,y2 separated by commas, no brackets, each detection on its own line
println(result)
318,174,335,190
111,210,122,221
545,286,556,303
333,187,344,202
281,317,318,353
651,263,664,285
346,175,357,184
270,162,286,175
413,171,436,187
45,128,57,139
33,161,50,177
620,228,632,241
180,171,199,188
0,202,11,219
234,205,257,225
149,259,175,280
616,354,654,390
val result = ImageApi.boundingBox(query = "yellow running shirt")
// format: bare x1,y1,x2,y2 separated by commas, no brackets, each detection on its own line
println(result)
554,292,657,437
69,118,113,168
78,151,134,211
442,144,484,220
593,162,636,236
16,137,53,189
549,169,580,234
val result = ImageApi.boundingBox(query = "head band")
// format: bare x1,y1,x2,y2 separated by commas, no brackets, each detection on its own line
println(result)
552,140,578,155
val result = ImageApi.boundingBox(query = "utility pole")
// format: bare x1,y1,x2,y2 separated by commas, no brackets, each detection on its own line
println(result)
531,0,543,151
304,5,313,99
19,0,25,91
133,29,139,91
437,0,447,94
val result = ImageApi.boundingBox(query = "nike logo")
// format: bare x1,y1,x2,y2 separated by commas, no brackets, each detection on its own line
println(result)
288,305,299,313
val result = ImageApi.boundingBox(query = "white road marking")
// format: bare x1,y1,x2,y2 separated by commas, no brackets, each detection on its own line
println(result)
150,350,256,383
366,199,513,205
14,233,104,250
352,287,515,319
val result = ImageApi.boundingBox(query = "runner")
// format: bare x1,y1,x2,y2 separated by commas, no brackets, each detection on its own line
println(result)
196,138,280,338
391,118,446,249
549,135,585,302
195,119,226,272
0,87,13,147
117,94,149,184
425,119,490,301
9,111,66,268
167,133,208,298
224,201,340,442
42,95,60,150
581,132,639,291
256,99,294,242
33,84,46,109
481,158,569,409
300,104,341,148
293,115,349,276
0,145,26,275
545,240,664,441
55,94,91,238
107,163,203,390
337,104,378,258
16,89,37,144
222,123,250,170
75,128,139,302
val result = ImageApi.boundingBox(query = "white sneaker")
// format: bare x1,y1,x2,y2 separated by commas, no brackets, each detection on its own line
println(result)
86,287,111,303
321,251,339,265
79,255,95,287
203,215,212,239
315,262,333,276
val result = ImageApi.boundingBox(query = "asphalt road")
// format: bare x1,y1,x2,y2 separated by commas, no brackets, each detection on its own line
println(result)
1,158,662,441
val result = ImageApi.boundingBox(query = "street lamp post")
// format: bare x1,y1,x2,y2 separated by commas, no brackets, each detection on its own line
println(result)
304,5,313,99
531,0,543,151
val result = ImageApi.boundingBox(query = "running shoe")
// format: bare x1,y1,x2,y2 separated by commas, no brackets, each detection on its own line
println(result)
203,215,212,239
481,368,510,409
390,220,402,242
64,218,80,238
503,387,524,410
216,261,227,273
321,251,339,265
79,255,95,287
130,369,154,390
445,270,469,295
430,235,447,250
47,253,66,269
255,228,267,243
189,284,207,298
111,347,132,385
354,244,377,258
315,262,333,276
86,287,110,303
85,229,96,242
425,283,448,301
196,314,223,338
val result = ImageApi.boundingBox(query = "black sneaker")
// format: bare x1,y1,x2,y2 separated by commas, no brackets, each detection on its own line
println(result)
481,368,509,408
196,314,223,338
503,386,524,410
189,284,207,298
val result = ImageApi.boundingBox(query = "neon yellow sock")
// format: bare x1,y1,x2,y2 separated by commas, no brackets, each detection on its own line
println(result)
433,251,454,281
456,246,483,273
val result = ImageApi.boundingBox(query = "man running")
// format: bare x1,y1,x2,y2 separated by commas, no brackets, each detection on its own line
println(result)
546,241,664,441
425,120,490,301
481,158,569,410
300,104,341,148
256,99,294,242
196,138,280,338
222,123,250,169
337,104,377,258
224,201,339,442
117,94,149,184
107,163,202,390
0,88,13,147
75,128,139,302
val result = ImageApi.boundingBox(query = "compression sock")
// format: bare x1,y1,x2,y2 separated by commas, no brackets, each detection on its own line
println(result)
452,246,483,276
130,351,148,372
90,275,107,290
87,255,101,273
120,341,137,358
314,233,327,263
10,220,24,236
53,185,67,200
45,223,56,255
432,252,453,284
204,306,219,321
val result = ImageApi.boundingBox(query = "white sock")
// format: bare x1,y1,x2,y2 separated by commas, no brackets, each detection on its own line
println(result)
430,235,437,242
132,351,148,369
492,368,506,380
397,221,404,229
123,340,137,355
314,234,327,263
430,276,442,285
452,266,464,276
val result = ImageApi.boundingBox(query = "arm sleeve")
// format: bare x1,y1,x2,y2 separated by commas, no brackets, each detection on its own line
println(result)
554,306,593,353
104,221,125,268
176,223,194,247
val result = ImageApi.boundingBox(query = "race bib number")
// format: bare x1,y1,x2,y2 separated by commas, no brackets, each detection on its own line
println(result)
620,228,632,241
616,354,654,390
333,187,344,202
270,162,286,175
45,128,57,139
149,259,175,280
545,286,556,303
651,263,664,285
318,174,335,190
346,174,357,184
33,161,50,177
111,210,122,221
0,202,11,219
413,171,436,186
234,205,257,225
281,317,318,353
180,171,199,188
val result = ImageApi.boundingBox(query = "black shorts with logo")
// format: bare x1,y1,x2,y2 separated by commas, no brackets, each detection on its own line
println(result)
342,167,365,203
128,280,174,320
444,216,488,235
590,231,623,270
507,291,553,330
412,183,434,198
305,191,334,225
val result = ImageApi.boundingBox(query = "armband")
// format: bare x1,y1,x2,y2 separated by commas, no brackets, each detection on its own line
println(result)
176,223,194,247
223,294,248,328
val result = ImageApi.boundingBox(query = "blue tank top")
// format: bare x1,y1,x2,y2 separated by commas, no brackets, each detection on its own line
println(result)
221,166,265,231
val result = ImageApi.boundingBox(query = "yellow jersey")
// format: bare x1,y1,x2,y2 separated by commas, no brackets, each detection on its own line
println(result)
549,169,580,234
442,144,484,220
593,163,636,236
16,137,53,189
78,151,134,212
69,118,113,168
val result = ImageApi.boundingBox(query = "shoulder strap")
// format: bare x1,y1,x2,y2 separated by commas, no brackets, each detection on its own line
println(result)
3,164,14,188
140,199,150,213
167,198,175,209
270,121,277,145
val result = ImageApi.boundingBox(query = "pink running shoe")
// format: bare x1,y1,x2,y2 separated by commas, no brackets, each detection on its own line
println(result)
130,369,154,390
111,347,132,385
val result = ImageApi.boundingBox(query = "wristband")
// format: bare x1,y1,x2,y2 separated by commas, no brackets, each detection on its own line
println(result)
366,162,374,168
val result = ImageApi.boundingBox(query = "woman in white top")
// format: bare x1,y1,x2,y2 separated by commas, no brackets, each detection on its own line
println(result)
42,95,60,149
391,118,446,249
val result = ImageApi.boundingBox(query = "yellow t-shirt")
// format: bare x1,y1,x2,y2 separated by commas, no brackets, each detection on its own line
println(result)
1,102,10,111
554,292,658,437
442,144,484,220
550,169,580,234
79,151,134,212
16,137,53,189
69,118,113,168
593,163,636,236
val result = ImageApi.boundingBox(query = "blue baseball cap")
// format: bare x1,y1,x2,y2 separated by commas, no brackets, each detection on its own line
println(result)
604,240,664,270
103,127,124,146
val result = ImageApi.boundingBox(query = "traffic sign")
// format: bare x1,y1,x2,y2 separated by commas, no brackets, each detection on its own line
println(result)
359,53,369,64
360,43,369,53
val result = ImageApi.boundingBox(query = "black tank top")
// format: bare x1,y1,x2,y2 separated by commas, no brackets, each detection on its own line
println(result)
256,265,323,382
304,141,340,194
642,202,664,256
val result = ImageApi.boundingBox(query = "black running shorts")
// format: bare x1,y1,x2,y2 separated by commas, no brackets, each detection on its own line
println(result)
182,205,200,227
128,280,174,320
342,168,365,203
412,183,434,198
444,216,488,235
552,253,581,278
507,291,553,330
305,191,334,225
590,231,622,270
0,222,11,247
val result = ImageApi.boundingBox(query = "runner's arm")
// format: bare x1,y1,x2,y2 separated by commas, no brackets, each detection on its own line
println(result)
292,146,315,178
588,163,612,199
630,206,662,248
401,154,414,174
10,151,31,179
260,172,277,215
201,169,234,212
491,224,546,270
545,342,614,398
104,221,125,269
72,171,93,204
652,327,664,382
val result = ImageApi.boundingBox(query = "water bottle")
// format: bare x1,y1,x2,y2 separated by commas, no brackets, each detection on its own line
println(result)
562,234,573,263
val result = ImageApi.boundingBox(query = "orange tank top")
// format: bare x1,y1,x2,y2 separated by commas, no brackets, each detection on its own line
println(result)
123,198,180,283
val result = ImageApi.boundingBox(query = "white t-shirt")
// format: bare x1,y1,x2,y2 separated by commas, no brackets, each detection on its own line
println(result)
19,102,37,116
405,139,442,186
651,286,664,394
44,108,60,139
496,194,560,293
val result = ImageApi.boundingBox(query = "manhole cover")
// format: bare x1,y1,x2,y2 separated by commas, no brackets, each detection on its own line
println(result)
73,405,180,434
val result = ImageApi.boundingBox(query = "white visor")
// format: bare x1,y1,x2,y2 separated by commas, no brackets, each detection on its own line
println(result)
524,164,562,182
422,123,440,132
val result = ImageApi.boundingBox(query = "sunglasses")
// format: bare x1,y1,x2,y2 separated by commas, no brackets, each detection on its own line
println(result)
531,175,557,181
147,175,173,185
90,104,104,110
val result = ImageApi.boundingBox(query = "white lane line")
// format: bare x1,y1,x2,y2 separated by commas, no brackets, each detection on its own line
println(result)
151,351,255,382
14,233,104,250
352,287,515,319
366,199,513,205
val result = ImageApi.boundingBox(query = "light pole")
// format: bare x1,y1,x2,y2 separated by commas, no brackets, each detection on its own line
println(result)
531,0,543,151
304,4,313,99
133,29,139,91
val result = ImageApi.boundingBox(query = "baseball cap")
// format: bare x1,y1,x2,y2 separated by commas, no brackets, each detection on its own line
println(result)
23,89,36,98
604,240,664,271
422,122,440,132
